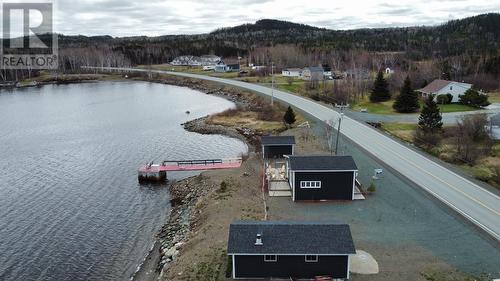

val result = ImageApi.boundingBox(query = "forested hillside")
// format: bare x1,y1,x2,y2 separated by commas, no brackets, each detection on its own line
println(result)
1,13,499,85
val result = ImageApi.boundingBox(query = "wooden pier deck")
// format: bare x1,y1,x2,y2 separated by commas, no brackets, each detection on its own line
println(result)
138,158,242,173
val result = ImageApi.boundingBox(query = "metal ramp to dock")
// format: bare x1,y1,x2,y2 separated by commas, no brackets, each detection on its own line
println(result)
353,179,366,200
269,181,292,197
265,160,292,197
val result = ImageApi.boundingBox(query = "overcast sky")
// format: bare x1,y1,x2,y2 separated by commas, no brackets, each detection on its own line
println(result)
10,0,500,37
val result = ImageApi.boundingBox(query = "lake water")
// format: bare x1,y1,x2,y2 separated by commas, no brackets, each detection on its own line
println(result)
0,81,248,281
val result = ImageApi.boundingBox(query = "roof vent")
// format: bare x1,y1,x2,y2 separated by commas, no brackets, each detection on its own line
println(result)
255,233,263,246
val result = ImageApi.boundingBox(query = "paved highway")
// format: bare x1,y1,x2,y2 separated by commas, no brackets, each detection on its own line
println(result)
94,67,500,240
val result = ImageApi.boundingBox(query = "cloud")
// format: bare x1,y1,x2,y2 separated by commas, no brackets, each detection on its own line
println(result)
48,0,500,37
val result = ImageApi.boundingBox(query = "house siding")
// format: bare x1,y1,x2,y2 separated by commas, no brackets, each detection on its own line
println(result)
263,145,293,159
434,82,471,103
233,255,349,279
294,171,354,200
420,82,472,103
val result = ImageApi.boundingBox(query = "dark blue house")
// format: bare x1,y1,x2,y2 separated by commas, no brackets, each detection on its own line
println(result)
227,220,356,279
286,155,358,201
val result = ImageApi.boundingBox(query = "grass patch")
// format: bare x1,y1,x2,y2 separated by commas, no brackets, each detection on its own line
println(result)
208,111,286,132
381,122,416,142
382,122,500,189
487,91,500,103
351,97,398,114
352,96,478,115
382,122,417,131
421,269,489,281
437,103,477,113
20,72,123,85
181,248,228,281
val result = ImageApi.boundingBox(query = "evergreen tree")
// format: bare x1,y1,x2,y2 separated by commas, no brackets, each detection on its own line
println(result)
418,95,443,133
459,89,490,107
369,70,391,102
393,76,419,113
283,106,296,125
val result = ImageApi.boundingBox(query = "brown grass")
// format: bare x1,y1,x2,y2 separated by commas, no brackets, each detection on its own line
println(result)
207,111,286,132
382,122,500,189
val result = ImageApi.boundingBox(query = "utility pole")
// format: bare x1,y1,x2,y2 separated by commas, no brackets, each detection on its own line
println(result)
335,112,344,155
271,61,274,106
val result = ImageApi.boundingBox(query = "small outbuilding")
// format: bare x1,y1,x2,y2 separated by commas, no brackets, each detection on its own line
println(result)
286,155,358,201
261,136,295,159
227,220,356,279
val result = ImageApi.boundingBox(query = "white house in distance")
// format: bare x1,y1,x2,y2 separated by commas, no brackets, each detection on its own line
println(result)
416,79,472,103
301,66,324,81
170,55,221,66
281,68,302,77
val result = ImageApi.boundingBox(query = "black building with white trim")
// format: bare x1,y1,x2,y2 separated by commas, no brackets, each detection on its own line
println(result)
227,220,355,279
286,155,358,201
261,136,295,159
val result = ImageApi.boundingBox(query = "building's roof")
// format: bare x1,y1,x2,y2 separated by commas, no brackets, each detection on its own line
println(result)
283,68,303,72
417,79,451,94
261,135,296,145
227,220,356,255
287,155,357,171
200,55,221,59
417,79,472,94
303,66,324,72
222,58,240,65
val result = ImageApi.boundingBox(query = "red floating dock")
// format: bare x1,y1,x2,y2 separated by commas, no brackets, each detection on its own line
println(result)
138,158,242,182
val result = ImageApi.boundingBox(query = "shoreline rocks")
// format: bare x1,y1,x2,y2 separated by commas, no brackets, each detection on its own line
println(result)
131,76,263,281
156,176,215,278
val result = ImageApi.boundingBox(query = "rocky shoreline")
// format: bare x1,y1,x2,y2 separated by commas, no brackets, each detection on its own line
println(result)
182,116,260,149
137,120,256,280
132,78,261,281
155,175,216,279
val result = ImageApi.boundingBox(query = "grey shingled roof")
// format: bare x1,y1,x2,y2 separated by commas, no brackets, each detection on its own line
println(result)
304,66,324,72
288,155,357,171
227,220,356,255
261,135,296,145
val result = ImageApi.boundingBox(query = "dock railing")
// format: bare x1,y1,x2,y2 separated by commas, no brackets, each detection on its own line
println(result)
161,157,242,167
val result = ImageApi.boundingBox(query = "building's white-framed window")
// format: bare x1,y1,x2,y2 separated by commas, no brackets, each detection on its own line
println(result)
300,181,321,188
305,255,318,262
264,255,277,262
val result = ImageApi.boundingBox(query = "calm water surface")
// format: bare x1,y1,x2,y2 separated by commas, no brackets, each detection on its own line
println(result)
0,81,247,281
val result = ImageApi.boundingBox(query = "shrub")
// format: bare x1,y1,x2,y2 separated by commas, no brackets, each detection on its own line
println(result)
217,181,228,193
436,94,452,104
414,128,442,147
446,93,453,103
367,182,376,192
453,114,493,164
459,89,490,107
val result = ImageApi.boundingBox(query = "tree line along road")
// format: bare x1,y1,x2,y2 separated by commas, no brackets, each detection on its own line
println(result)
92,67,500,241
